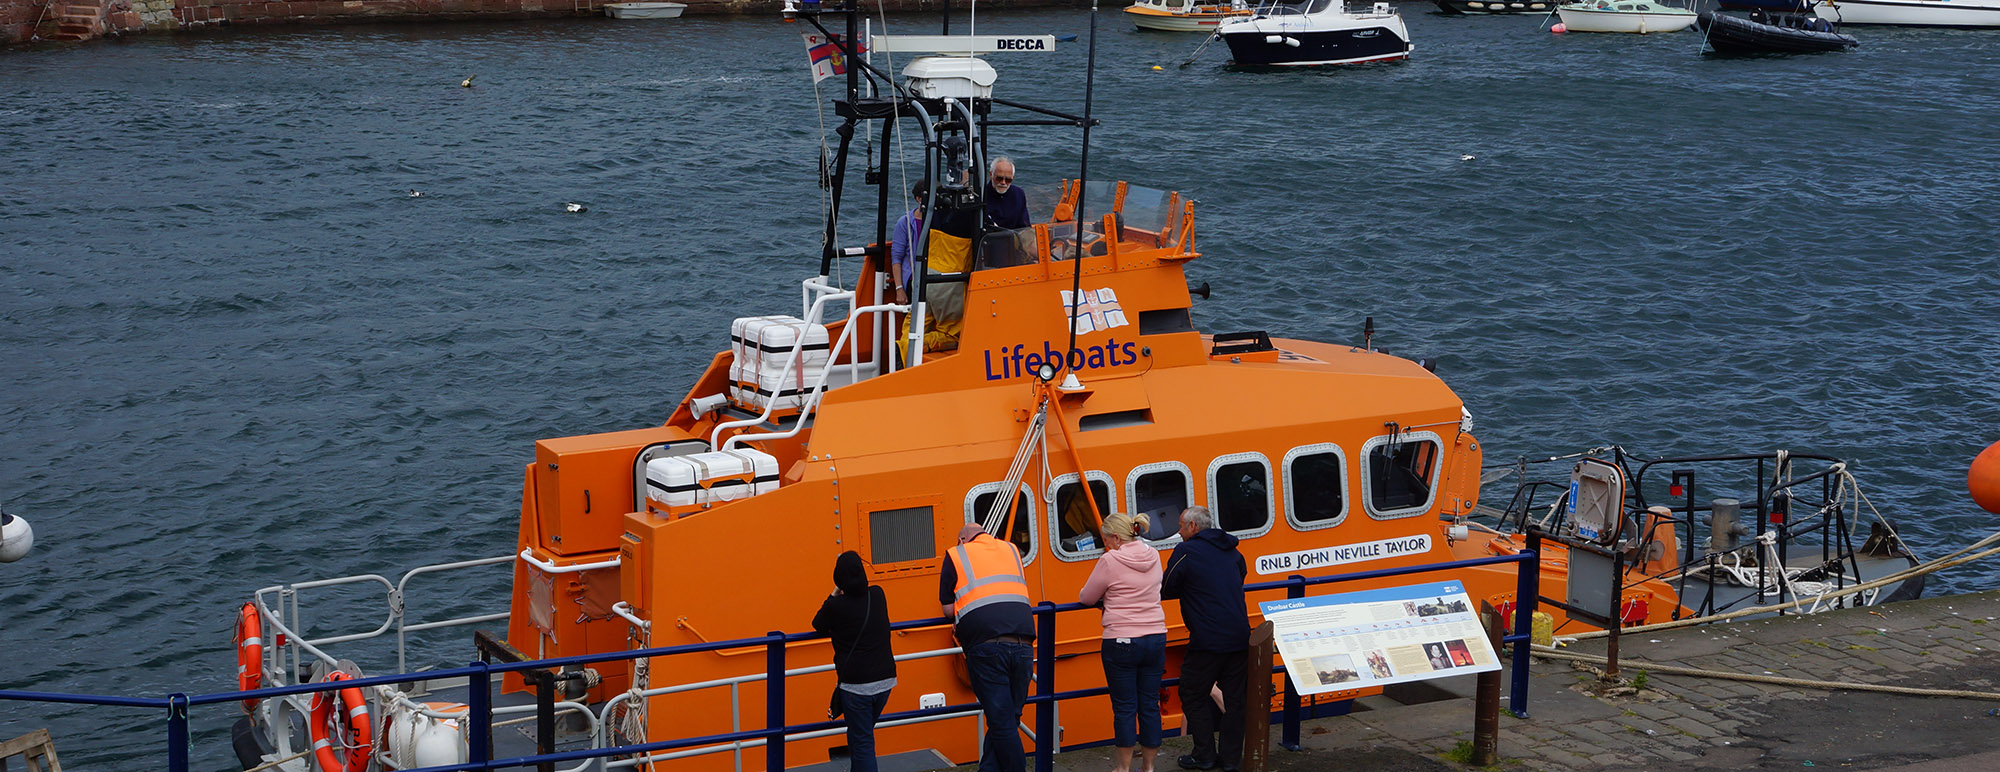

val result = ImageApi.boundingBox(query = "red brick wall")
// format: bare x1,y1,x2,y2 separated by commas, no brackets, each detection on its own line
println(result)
3,0,46,43
6,0,1061,43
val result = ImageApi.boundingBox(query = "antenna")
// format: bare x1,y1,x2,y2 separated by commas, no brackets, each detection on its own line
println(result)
1063,0,1101,385
1363,316,1375,351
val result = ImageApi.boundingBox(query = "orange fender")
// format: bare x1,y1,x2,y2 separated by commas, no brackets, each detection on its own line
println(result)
1971,440,2000,515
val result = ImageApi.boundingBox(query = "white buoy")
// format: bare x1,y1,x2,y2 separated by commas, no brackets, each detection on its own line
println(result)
0,510,32,563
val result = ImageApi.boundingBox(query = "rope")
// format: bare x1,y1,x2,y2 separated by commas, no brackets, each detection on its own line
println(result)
241,748,312,772
1532,646,2000,701
984,395,1050,535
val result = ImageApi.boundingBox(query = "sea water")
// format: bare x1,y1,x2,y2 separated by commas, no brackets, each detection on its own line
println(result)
4,9,2000,767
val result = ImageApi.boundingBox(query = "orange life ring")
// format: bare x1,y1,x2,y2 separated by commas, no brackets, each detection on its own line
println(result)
309,671,373,772
235,602,262,712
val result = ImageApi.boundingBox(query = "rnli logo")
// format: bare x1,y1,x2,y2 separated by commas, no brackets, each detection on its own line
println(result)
1060,288,1129,334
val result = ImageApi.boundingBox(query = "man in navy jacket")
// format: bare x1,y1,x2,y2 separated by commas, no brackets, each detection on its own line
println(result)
1161,506,1250,772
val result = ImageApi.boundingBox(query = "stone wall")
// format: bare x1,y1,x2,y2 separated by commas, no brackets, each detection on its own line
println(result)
5,0,1057,44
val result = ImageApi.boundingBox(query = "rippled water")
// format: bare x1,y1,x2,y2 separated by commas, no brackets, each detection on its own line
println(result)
5,8,2000,768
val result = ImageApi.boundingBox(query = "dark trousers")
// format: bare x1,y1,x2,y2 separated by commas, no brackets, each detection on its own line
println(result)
965,639,1033,772
836,688,893,772
1101,634,1166,748
1178,648,1248,770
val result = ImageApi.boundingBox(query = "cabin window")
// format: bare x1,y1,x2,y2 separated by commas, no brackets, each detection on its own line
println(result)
1283,443,1349,531
966,483,1037,565
1362,432,1443,519
868,506,937,565
1208,453,1274,537
1051,472,1117,560
1127,462,1192,543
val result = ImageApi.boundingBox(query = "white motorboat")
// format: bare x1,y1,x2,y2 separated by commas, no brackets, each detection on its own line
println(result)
604,1,686,18
1557,0,1698,31
1218,0,1412,65
1813,0,2000,26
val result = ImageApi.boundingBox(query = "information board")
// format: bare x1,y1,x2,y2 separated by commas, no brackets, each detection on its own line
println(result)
1258,580,1500,696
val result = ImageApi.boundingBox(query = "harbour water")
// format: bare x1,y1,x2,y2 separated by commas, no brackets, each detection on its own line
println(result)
5,8,2000,768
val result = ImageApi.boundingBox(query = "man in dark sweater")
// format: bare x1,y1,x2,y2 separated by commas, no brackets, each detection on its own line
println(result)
813,551,897,772
985,157,1030,230
1161,506,1250,772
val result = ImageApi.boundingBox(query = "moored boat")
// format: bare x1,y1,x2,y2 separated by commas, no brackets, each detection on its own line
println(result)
1812,0,2000,26
1432,0,1555,14
1219,0,1413,65
1557,0,1698,31
605,1,686,18
1698,9,1858,53
1124,0,1255,31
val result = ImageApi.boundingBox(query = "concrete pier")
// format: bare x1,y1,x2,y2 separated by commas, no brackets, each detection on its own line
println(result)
1043,590,2000,771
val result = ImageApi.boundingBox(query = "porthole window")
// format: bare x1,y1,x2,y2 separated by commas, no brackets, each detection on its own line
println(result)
1126,462,1193,543
965,483,1037,565
1362,432,1443,519
1207,453,1274,537
1284,443,1348,531
1051,472,1116,560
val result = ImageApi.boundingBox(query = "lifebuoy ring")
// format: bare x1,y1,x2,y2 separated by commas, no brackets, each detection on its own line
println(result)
235,602,262,712
309,671,373,772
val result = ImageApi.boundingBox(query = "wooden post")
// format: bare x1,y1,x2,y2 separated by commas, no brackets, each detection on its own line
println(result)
0,729,63,772
1242,621,1277,772
1473,606,1503,767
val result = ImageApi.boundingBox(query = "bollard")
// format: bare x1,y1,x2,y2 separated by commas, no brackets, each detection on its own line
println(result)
1242,621,1276,772
1473,608,1503,766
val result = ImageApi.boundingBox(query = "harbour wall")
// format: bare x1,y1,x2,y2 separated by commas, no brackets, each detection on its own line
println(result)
3,0,1052,45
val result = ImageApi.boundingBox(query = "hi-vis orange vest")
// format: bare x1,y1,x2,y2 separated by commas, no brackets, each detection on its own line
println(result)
947,535,1029,620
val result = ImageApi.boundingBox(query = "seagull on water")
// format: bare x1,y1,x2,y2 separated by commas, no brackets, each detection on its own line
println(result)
1459,154,1476,162
566,202,587,213
408,189,425,198
462,75,475,88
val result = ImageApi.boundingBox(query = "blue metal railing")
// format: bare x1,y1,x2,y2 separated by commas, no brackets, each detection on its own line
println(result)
0,551,1537,772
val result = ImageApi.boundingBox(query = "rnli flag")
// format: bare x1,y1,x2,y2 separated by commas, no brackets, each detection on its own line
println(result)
802,32,865,83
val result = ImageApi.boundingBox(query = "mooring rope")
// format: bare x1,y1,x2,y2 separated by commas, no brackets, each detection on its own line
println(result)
1532,646,2000,701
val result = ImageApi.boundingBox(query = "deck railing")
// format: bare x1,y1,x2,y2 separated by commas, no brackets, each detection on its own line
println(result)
0,551,1538,772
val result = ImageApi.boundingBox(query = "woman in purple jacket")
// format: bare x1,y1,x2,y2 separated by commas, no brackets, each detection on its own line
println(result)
1080,512,1167,772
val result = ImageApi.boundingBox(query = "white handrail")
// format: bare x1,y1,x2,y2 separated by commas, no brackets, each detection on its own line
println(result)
611,601,651,633
518,548,622,575
727,303,906,449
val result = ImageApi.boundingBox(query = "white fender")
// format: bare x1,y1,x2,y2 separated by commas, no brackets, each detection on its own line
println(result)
0,511,32,563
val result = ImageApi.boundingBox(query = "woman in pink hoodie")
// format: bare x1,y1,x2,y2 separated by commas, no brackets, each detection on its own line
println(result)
1079,512,1168,772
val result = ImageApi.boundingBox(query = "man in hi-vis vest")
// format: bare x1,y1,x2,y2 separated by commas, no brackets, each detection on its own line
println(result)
939,523,1036,772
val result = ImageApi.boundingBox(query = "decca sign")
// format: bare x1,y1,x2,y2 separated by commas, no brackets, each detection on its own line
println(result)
872,34,1060,54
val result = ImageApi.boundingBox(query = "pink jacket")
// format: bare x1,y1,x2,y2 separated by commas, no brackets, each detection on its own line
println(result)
1078,540,1167,639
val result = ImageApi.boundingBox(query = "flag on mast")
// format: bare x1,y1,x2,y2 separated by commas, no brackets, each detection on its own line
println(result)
802,31,865,82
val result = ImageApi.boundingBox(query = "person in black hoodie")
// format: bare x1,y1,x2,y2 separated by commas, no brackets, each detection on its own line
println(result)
812,551,897,772
1160,506,1250,772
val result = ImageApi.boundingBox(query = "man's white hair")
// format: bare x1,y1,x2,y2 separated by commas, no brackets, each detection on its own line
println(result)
990,156,1015,173
1180,506,1213,531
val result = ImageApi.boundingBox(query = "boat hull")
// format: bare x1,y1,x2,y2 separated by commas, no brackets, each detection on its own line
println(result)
1556,5,1698,30
1812,0,2000,25
1698,10,1857,52
1220,17,1413,64
1432,0,1555,13
605,1,685,18
1124,4,1252,29
1716,0,1810,11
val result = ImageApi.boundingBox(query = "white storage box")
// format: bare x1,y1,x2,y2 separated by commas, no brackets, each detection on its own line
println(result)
729,362,822,412
731,316,830,371
645,448,781,515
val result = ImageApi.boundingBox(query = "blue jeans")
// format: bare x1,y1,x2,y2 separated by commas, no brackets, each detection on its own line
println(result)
836,688,893,772
1100,634,1165,748
965,638,1033,772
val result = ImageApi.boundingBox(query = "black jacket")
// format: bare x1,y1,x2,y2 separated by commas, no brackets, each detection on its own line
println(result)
1161,528,1250,653
812,551,897,685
